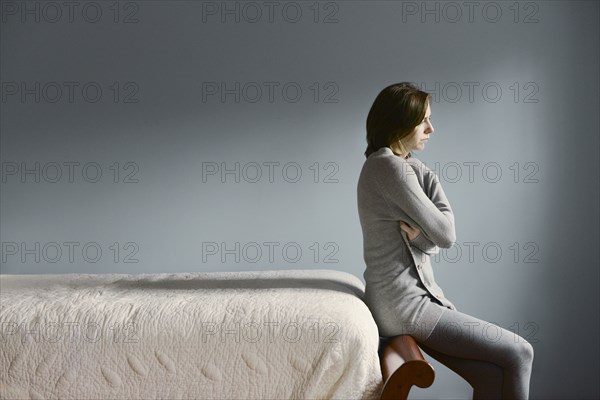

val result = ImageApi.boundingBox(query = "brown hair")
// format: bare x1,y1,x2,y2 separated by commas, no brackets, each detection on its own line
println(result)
364,82,431,159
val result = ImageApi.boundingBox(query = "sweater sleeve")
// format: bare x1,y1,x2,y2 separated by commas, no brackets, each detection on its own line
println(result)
408,232,440,255
374,157,456,248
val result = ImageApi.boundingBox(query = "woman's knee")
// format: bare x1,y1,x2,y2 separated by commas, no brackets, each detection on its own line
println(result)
507,336,534,368
520,338,535,363
477,325,534,369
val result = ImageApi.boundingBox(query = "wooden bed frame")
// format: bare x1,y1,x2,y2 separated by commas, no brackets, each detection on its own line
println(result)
377,335,436,400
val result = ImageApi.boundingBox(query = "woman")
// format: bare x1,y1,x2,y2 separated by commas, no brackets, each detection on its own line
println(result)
357,82,534,399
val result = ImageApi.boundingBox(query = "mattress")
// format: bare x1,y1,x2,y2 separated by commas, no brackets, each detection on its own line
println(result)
0,269,383,400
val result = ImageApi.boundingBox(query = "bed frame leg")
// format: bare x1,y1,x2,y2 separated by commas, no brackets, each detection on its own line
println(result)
378,335,435,400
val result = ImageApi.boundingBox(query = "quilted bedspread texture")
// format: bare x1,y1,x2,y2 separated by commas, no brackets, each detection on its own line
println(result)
0,269,383,400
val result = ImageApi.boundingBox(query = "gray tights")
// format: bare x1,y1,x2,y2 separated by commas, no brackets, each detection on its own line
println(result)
415,304,535,400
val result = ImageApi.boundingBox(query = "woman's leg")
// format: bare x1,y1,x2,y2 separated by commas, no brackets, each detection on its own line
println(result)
417,341,504,399
415,305,535,400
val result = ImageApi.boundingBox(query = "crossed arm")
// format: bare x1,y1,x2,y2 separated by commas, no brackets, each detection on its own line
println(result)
374,156,456,254
403,222,440,255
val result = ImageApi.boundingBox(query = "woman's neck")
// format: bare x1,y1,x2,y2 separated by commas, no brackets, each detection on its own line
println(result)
390,148,410,159
388,144,410,159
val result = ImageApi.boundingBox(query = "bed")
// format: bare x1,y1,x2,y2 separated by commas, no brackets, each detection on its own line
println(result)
0,269,435,400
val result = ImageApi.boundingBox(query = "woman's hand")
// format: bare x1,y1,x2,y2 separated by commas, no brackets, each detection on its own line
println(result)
399,221,421,241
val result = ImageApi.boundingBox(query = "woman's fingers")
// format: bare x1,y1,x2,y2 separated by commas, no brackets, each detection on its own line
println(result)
400,221,413,231
399,221,422,241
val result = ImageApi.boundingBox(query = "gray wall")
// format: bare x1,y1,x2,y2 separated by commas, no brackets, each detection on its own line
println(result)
1,1,598,398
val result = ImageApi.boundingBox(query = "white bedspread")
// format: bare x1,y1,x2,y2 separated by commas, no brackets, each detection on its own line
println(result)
0,269,383,400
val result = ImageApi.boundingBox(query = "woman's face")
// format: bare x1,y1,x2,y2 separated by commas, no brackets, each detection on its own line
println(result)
392,101,434,156
405,101,434,152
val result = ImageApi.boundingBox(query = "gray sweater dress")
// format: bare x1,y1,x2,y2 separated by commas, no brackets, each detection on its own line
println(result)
357,146,458,340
